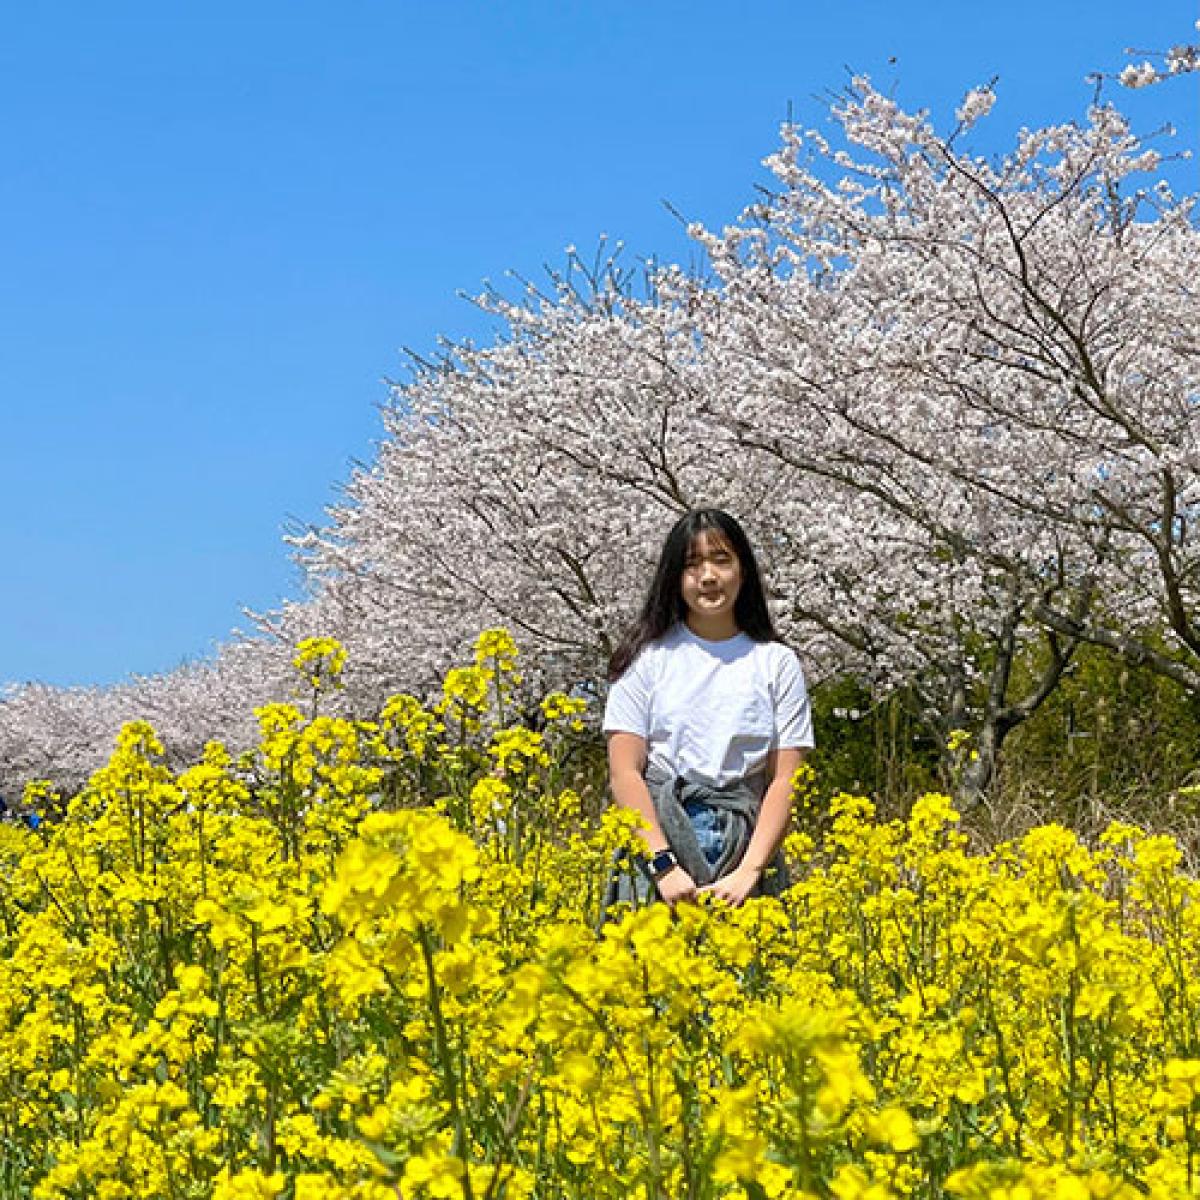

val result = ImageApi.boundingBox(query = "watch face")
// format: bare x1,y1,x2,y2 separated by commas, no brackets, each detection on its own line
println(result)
651,850,676,878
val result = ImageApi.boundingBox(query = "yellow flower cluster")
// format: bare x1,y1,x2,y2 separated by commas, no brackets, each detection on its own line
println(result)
292,636,348,695
4,632,1200,1198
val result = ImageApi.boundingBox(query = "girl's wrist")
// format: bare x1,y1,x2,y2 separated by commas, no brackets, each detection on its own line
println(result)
644,847,679,881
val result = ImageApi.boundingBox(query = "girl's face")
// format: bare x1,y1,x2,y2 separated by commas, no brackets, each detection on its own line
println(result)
680,530,743,624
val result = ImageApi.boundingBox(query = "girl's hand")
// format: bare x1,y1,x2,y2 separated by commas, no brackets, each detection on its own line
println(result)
700,863,762,907
655,866,698,906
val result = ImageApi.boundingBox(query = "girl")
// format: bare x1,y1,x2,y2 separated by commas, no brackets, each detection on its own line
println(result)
604,508,814,908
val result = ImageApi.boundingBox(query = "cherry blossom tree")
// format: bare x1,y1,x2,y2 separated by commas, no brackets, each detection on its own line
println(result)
1118,19,1200,89
293,260,750,679
4,43,1197,807
689,75,1198,798
0,636,292,800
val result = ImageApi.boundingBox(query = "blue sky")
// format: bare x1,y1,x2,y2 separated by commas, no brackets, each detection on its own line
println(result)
1,2,1196,688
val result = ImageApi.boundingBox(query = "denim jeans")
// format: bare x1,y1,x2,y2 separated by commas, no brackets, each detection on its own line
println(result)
683,797,727,866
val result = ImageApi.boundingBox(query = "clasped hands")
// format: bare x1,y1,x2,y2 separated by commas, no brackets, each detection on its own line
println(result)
655,861,761,908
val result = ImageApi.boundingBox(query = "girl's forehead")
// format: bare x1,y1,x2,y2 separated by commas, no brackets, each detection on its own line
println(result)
688,530,735,557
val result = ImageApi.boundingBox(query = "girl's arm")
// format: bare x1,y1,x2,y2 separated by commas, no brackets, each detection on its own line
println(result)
607,732,697,905
703,746,806,906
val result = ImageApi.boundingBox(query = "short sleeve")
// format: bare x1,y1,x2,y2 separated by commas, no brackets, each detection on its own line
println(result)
602,652,653,738
772,647,815,749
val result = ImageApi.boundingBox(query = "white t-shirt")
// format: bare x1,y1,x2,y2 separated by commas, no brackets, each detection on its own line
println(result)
602,623,815,787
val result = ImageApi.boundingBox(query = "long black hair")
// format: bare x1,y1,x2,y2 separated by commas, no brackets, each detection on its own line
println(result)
608,508,780,681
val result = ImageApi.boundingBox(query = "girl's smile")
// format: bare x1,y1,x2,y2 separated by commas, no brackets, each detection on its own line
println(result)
681,531,742,635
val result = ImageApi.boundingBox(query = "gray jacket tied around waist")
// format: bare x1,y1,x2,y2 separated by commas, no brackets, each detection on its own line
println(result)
605,767,790,911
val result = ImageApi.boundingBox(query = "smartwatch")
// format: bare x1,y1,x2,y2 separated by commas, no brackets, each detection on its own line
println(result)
645,848,679,881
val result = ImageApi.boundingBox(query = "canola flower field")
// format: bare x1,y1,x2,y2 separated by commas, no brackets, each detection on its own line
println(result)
4,633,1200,1200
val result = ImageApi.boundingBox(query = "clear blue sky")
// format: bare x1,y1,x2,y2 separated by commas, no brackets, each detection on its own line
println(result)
1,2,1196,688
